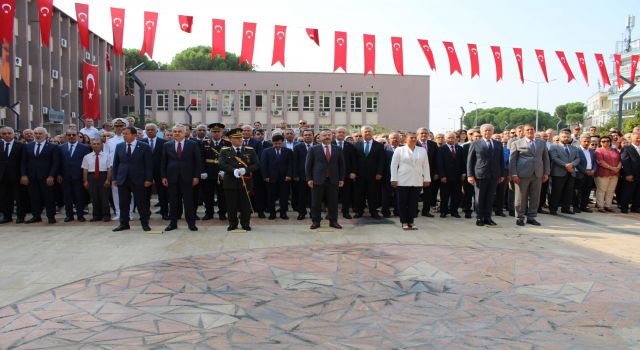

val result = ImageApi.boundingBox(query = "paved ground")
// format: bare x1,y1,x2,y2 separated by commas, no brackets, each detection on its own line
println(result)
0,210,639,348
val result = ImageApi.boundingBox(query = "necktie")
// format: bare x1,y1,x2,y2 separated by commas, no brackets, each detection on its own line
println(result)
530,140,536,154
4,143,9,157
450,145,456,157
339,141,343,149
365,142,370,156
94,154,100,180
150,139,154,151
127,143,132,158
276,149,280,157
236,148,242,157
177,142,182,160
69,144,74,157
35,143,41,157
564,145,570,157
306,144,310,151
244,139,248,146
325,145,331,161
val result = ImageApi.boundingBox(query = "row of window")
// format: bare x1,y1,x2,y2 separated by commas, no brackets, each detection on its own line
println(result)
144,90,379,113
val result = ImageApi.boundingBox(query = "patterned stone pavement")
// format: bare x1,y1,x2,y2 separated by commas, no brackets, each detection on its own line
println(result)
0,244,639,349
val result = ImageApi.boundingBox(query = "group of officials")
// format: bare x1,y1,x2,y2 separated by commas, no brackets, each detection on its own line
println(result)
1,119,640,232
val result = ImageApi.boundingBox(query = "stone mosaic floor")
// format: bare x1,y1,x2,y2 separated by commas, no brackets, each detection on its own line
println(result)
0,243,639,349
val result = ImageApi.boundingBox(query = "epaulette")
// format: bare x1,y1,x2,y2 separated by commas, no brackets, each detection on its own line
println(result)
244,146,254,149
221,147,230,150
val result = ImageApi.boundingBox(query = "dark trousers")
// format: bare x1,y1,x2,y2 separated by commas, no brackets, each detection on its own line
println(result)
252,172,267,214
267,179,291,215
462,180,475,214
28,178,56,219
494,178,507,213
440,179,462,214
430,179,441,207
202,178,226,216
88,173,110,219
573,175,594,210
381,179,397,215
311,178,339,223
0,177,27,220
192,183,201,215
397,186,420,224
620,178,640,211
539,180,550,209
474,178,498,220
118,180,151,226
153,175,168,217
355,176,381,215
63,178,86,218
550,174,575,212
169,180,196,226
295,180,310,215
225,189,252,227
421,186,433,214
339,178,355,214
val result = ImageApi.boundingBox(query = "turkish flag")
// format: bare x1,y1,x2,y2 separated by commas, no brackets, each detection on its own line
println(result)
140,11,158,59
391,36,404,76
240,22,257,66
630,54,639,84
178,15,193,33
38,0,53,47
576,52,589,85
490,46,503,82
594,53,611,87
110,7,125,56
0,0,14,44
334,31,347,72
513,47,524,83
417,39,436,71
468,43,479,78
211,19,225,59
272,25,286,67
555,51,575,82
535,49,549,82
614,54,623,88
442,41,462,75
306,28,319,46
82,61,100,120
363,34,375,76
75,3,90,50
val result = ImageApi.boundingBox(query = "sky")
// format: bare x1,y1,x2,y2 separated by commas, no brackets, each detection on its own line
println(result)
54,0,638,132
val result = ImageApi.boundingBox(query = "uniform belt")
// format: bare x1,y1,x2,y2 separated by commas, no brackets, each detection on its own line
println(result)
205,159,219,164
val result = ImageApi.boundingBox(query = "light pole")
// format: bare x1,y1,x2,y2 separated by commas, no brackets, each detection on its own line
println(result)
525,78,556,131
468,101,486,127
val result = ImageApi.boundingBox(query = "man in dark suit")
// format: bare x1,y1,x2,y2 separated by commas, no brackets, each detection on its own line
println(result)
353,125,385,219
417,128,439,217
574,134,597,213
260,134,293,220
111,126,154,232
620,133,640,213
437,132,465,218
0,127,27,224
467,124,504,226
254,128,273,150
241,125,266,218
293,129,315,220
333,127,358,219
200,123,230,220
20,127,60,224
57,128,91,222
548,129,580,215
381,133,400,217
141,123,168,220
161,125,202,231
461,130,480,218
306,129,345,229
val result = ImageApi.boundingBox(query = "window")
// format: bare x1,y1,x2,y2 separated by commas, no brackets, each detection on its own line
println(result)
320,92,331,112
222,90,235,114
351,93,362,112
287,92,299,111
189,90,202,111
240,90,251,111
271,91,284,113
335,92,346,112
144,90,152,111
366,93,378,112
206,91,218,111
156,90,169,111
173,90,186,111
303,92,315,111
255,90,267,112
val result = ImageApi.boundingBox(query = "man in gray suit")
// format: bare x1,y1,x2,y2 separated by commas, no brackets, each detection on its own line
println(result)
548,128,581,215
509,124,550,226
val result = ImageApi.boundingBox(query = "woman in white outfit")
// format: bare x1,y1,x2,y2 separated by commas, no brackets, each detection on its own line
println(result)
390,132,431,230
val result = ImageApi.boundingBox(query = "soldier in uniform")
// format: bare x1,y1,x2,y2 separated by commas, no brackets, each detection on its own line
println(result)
201,123,230,220
218,128,260,231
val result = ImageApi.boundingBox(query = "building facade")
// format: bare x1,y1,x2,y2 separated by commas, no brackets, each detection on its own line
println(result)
136,71,430,131
0,0,125,135
603,38,640,126
585,91,612,127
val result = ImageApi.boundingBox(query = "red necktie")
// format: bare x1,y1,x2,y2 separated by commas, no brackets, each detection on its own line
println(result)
451,145,456,157
94,154,100,180
177,142,182,160
325,145,331,161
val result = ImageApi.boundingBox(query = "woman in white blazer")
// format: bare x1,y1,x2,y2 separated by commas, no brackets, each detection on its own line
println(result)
390,132,431,230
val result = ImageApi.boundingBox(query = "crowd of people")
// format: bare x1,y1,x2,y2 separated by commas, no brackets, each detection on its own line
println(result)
1,117,639,232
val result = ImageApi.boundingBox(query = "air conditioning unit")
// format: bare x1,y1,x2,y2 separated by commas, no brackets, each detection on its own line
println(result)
84,51,91,60
60,38,67,48
14,57,22,67
223,109,231,116
42,107,49,114
320,111,328,117
28,104,33,112
78,79,83,88
51,69,59,79
273,110,281,116
71,112,76,118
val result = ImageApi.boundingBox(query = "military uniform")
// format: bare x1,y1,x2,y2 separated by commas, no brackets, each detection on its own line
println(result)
201,125,231,220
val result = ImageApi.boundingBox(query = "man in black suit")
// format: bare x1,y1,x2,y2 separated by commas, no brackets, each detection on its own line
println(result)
260,134,293,220
574,134,596,213
353,125,385,219
293,129,315,220
161,125,202,231
620,133,640,213
333,127,357,219
417,128,439,217
461,130,480,218
241,125,266,218
111,126,154,232
57,128,91,222
0,127,27,224
200,123,230,220
467,124,504,226
20,127,60,224
381,132,400,217
141,123,168,220
254,128,273,150
306,129,345,229
437,132,465,218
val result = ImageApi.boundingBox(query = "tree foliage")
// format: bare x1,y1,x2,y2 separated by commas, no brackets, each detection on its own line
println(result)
555,102,586,126
123,48,166,95
168,46,254,71
598,105,640,134
462,107,561,132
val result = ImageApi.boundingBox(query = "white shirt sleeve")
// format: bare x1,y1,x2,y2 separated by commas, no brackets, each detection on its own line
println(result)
81,153,90,170
390,148,400,182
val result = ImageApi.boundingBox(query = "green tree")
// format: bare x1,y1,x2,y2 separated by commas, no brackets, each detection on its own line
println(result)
168,46,254,71
462,107,560,133
555,102,586,126
598,105,640,134
123,48,166,95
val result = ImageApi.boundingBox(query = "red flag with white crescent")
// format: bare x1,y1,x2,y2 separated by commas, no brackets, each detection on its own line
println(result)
38,0,53,47
513,47,524,83
334,31,347,72
82,61,100,120
630,54,639,84
75,3,90,50
0,0,14,44
140,11,158,59
468,43,479,78
363,34,376,76
442,41,462,75
110,7,125,56
272,25,286,67
534,49,549,82
576,52,589,85
306,28,319,46
594,53,611,87
178,15,192,33
391,36,404,76
490,46,502,82
555,51,575,82
417,39,436,71
211,19,225,59
614,54,623,88
240,22,257,66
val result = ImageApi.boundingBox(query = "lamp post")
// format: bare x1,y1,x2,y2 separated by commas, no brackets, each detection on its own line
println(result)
468,101,486,127
525,78,557,131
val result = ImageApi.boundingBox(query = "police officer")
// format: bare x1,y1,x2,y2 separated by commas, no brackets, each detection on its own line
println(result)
218,128,260,231
201,123,230,220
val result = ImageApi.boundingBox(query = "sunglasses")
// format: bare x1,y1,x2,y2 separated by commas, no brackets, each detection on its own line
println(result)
601,140,611,143
66,134,77,136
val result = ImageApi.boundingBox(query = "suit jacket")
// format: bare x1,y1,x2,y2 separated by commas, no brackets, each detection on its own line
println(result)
389,145,431,186
218,146,260,190
0,140,25,182
509,138,550,178
549,143,580,177
417,140,438,179
243,138,264,157
200,138,231,176
576,147,597,179
111,141,153,186
259,140,273,151
161,140,202,184
437,144,465,180
140,137,167,179
21,141,60,180
305,144,345,185
58,143,91,181
621,145,640,178
293,142,314,180
467,139,504,180
260,147,293,182
332,140,358,177
354,140,386,179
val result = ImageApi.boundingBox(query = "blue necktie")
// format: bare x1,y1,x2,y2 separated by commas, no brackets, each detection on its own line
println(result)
364,142,370,156
35,143,41,157
4,143,9,157
564,145,570,157
69,144,74,157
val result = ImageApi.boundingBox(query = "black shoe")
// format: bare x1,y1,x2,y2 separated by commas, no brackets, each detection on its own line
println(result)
476,219,485,226
538,208,550,214
0,219,12,224
621,209,629,214
241,225,251,231
422,212,434,218
227,225,238,231
64,216,74,222
561,209,575,215
202,214,214,220
353,213,363,218
257,212,266,219
188,225,198,231
439,213,447,218
343,213,352,219
329,221,342,229
15,218,24,224
631,209,640,213
162,215,171,220
154,209,162,214
142,224,151,232
516,219,525,226
549,211,558,216
268,213,277,220
280,214,289,220
77,217,86,222
484,219,497,226
89,217,101,222
112,224,130,232
581,207,593,213
451,213,461,218
164,224,177,232
48,218,57,224
382,212,391,218
464,212,472,219
310,222,320,229
25,217,42,224
297,214,306,220
509,211,515,217
495,211,506,217
371,213,382,219
526,219,541,226
219,214,227,220
103,217,111,222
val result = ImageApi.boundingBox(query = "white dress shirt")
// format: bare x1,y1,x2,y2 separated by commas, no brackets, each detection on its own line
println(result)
581,147,592,170
3,140,14,156
82,151,111,172
390,145,431,186
175,139,185,153
34,141,46,156
146,137,157,151
105,134,124,158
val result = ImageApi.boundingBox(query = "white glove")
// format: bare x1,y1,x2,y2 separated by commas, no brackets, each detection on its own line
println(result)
200,173,208,180
239,168,247,176
233,169,241,178
218,171,224,177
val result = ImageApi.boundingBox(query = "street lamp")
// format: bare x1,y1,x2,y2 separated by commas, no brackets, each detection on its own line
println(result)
525,78,557,131
468,101,486,127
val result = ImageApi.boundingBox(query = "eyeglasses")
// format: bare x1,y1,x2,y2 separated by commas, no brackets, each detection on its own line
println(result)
601,140,610,143
66,134,77,137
